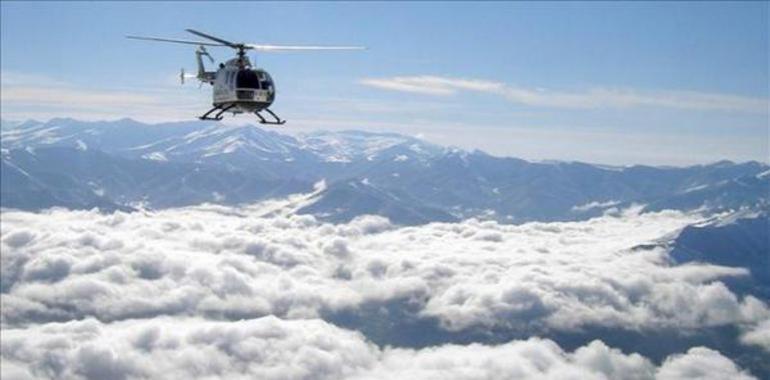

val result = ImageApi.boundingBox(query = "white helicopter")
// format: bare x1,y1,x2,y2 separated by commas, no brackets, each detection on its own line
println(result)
127,29,364,124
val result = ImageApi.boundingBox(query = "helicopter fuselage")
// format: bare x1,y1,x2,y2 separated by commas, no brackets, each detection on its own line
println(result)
192,54,283,123
209,58,276,114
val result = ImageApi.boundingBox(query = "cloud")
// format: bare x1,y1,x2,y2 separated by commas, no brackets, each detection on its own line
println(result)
2,195,768,378
571,200,621,212
741,319,770,353
360,75,769,113
0,316,758,380
656,347,757,380
360,338,658,380
2,86,159,107
0,71,207,123
1,202,766,336
0,316,375,380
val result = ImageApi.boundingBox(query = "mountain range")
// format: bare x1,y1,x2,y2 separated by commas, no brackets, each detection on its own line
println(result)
2,118,767,225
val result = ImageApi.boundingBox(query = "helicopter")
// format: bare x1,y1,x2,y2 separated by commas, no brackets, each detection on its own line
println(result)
127,29,364,124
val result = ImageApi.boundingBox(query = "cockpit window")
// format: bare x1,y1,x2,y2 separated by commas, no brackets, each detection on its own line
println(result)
258,71,273,92
236,70,261,89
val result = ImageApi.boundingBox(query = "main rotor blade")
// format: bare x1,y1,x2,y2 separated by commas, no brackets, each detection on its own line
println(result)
185,29,239,48
126,35,226,47
246,44,366,52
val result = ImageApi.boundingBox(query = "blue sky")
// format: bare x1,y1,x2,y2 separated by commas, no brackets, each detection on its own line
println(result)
1,1,767,165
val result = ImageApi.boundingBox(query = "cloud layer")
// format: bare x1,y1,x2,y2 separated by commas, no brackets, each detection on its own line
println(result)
360,75,769,113
2,199,767,378
2,204,765,333
0,71,206,122
1,316,757,380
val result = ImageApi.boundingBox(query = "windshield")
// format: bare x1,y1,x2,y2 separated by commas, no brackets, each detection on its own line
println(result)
236,70,261,89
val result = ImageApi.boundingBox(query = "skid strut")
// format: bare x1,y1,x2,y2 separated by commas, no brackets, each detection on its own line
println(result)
199,104,235,121
255,108,286,125
214,104,235,119
198,105,221,121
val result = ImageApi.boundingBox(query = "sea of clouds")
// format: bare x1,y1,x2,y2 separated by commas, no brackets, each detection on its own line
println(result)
1,194,768,379
2,317,758,380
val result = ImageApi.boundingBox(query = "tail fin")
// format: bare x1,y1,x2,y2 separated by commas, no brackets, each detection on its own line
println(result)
195,45,214,79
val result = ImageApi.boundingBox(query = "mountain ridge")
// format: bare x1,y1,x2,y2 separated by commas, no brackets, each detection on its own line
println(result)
2,118,768,224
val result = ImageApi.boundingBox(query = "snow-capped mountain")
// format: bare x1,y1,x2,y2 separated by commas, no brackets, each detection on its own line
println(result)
2,118,768,224
0,118,440,177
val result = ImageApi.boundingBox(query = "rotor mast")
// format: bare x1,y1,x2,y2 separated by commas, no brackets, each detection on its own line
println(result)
236,46,248,68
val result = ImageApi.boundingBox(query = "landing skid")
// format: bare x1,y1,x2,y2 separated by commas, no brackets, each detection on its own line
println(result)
197,105,285,125
198,104,235,121
255,108,286,125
